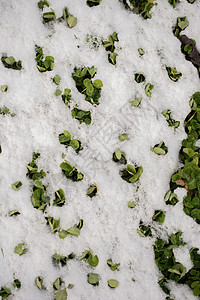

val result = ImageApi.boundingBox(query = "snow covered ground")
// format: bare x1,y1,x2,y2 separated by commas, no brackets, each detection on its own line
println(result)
0,0,200,299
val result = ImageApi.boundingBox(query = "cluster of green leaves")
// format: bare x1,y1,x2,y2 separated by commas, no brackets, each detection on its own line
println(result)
1,85,8,92
61,7,77,28
13,279,21,289
145,83,154,98
162,109,180,129
53,252,75,267
1,56,22,70
43,10,56,23
81,249,99,267
14,243,27,256
0,106,15,117
87,273,99,286
173,16,189,38
154,232,200,297
38,0,49,10
151,141,168,155
168,93,200,223
35,46,54,72
59,130,82,153
164,190,179,205
11,181,22,191
54,189,65,206
168,0,179,8
135,72,145,83
87,0,101,7
60,160,84,181
26,152,46,180
72,66,103,105
103,32,119,65
121,164,143,183
59,219,83,239
107,259,120,271
46,217,60,233
183,43,193,55
87,183,98,198
61,89,73,106
137,221,152,237
71,108,91,125
0,287,11,299
121,0,156,19
152,210,165,224
166,67,182,82
113,148,127,165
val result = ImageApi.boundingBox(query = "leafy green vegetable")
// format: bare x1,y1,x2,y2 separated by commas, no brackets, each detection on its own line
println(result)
46,217,60,233
1,56,22,70
43,11,56,23
0,286,11,299
118,133,128,142
137,221,152,237
14,243,27,256
87,273,99,286
162,109,180,128
38,0,50,9
128,201,135,208
107,259,120,271
87,0,101,7
11,181,22,191
9,210,20,217
107,279,119,288
152,210,165,224
113,149,127,164
1,85,8,92
166,67,182,82
71,108,91,124
121,164,143,183
59,130,82,153
81,249,99,267
55,288,67,300
35,277,44,290
151,141,168,155
53,189,65,207
129,97,142,107
87,183,98,198
60,161,84,181
12,279,21,289
145,83,154,98
35,46,54,72
135,72,145,83
72,67,103,105
138,48,144,55
53,75,61,85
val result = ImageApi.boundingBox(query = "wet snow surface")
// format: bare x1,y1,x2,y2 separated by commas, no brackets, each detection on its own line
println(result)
0,0,200,299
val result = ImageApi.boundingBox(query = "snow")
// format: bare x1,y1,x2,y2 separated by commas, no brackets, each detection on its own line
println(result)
0,0,200,299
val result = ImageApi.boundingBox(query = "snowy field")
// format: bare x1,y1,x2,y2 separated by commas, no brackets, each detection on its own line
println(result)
0,0,200,299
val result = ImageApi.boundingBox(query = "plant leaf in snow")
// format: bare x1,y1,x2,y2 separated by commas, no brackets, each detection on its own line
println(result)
67,15,77,28
14,243,27,256
55,288,67,300
87,273,99,286
107,279,119,288
12,181,22,191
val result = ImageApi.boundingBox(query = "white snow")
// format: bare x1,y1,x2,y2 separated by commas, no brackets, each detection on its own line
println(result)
0,0,200,299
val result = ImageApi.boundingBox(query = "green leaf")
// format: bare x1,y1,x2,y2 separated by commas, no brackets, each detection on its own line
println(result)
0,287,11,298
66,227,80,237
12,181,22,191
127,165,136,175
118,133,128,141
67,15,77,28
108,53,118,65
88,273,99,286
55,89,62,96
152,210,165,224
145,83,154,98
83,78,92,88
53,75,61,85
138,48,144,55
12,279,21,289
5,56,15,65
14,243,27,256
191,209,200,220
9,210,20,216
129,97,142,107
151,146,166,155
86,85,94,96
43,11,56,23
35,277,43,290
59,230,68,239
53,277,64,290
93,79,103,88
115,148,122,160
128,201,135,208
1,85,8,92
107,259,120,271
107,279,119,288
69,139,79,150
178,19,189,30
56,288,67,300
88,254,99,267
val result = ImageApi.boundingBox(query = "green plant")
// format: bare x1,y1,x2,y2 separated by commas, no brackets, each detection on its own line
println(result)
1,56,22,70
151,142,168,155
87,273,99,286
60,161,84,181
72,66,103,105
1,85,8,92
166,67,182,82
129,97,142,107
173,16,189,38
53,189,65,206
113,148,127,164
35,46,54,72
59,219,83,238
14,243,27,256
43,10,56,23
121,164,143,183
81,249,99,267
35,277,44,290
164,190,179,205
152,210,165,224
38,0,50,9
118,133,128,141
135,72,145,83
46,217,60,233
168,0,179,8
59,130,82,153
120,0,156,19
87,183,98,198
0,287,11,299
145,83,154,97
61,7,77,28
52,253,75,267
12,181,22,191
13,279,21,289
162,109,180,128
137,221,152,237
107,259,120,271
138,48,144,55
87,0,101,7
107,279,119,288
71,108,91,124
